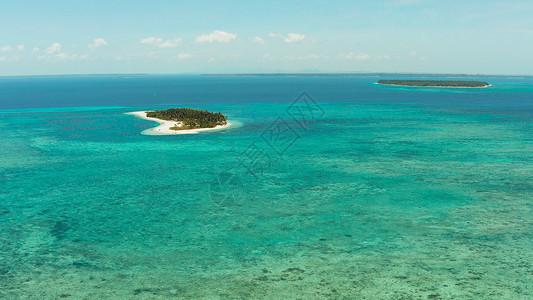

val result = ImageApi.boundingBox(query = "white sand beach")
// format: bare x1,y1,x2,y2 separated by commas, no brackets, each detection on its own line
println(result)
126,111,233,135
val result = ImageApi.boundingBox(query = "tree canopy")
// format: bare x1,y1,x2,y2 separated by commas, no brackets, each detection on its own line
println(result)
146,108,227,129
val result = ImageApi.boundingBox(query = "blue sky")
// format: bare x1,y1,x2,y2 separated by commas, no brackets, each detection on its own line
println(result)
1,0,532,76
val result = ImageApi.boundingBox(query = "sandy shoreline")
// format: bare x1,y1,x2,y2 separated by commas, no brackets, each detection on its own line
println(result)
126,111,233,135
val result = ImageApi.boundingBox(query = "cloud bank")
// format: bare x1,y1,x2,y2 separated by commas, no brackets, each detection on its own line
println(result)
140,37,181,48
89,38,108,49
268,33,306,43
195,30,237,43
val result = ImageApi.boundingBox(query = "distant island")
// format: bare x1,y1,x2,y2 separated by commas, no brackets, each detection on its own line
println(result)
127,108,231,135
377,80,490,88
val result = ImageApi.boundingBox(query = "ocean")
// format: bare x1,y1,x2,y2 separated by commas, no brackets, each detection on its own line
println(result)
0,75,532,299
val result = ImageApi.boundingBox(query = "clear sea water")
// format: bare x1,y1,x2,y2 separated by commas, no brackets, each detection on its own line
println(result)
0,75,531,299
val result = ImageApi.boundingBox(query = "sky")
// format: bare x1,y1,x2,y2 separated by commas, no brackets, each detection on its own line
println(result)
1,0,532,76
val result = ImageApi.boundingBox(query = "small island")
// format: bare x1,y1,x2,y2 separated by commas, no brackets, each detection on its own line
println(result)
377,80,490,88
127,108,231,135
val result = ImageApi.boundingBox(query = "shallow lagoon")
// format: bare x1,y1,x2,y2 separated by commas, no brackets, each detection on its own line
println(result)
0,75,531,298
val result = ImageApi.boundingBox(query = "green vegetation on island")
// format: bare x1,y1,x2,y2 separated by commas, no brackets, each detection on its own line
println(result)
146,108,228,130
377,80,489,87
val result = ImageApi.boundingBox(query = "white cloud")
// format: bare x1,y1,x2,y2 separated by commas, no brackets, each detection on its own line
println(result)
1,45,13,52
17,44,25,51
38,43,89,61
282,54,326,61
46,43,61,54
195,30,237,43
177,53,192,59
268,33,283,38
140,37,181,48
252,36,265,44
55,53,89,61
0,56,6,62
268,33,306,43
54,53,69,60
340,52,371,60
89,38,108,49
158,39,181,48
284,33,306,43
140,37,161,44
38,52,89,61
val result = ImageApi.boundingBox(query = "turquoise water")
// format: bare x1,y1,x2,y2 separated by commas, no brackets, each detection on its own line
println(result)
0,75,532,299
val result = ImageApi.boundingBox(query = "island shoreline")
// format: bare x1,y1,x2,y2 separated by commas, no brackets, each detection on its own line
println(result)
126,111,233,135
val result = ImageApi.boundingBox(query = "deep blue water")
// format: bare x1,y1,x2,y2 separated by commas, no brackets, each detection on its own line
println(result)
1,75,532,110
